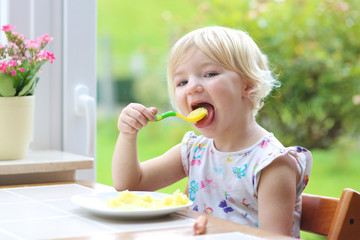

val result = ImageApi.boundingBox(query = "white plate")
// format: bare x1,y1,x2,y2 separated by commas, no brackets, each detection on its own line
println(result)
71,191,193,219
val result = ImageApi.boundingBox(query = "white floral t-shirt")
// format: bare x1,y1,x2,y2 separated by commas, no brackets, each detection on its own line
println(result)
181,131,312,238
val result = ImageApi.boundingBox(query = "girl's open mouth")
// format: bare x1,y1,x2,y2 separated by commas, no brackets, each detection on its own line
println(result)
192,103,214,128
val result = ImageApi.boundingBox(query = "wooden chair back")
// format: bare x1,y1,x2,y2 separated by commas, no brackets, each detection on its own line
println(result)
301,188,360,240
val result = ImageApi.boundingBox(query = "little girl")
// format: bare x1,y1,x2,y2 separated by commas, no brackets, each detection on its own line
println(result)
112,26,312,238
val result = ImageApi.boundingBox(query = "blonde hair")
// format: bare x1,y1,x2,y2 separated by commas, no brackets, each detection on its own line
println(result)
167,26,279,115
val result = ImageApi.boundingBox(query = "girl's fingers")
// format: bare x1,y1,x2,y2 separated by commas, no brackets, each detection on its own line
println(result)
130,104,157,123
193,215,208,235
148,107,158,121
118,103,158,134
126,113,145,130
117,115,141,135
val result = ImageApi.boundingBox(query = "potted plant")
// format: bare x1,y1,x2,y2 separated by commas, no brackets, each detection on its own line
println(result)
0,24,55,160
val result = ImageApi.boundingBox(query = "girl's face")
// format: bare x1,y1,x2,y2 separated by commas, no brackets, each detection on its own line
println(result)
173,47,253,139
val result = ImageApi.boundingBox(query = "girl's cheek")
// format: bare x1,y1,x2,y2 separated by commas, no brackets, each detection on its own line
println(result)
174,93,187,113
174,90,184,102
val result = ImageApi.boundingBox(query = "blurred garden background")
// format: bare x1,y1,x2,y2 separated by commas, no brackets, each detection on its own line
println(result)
96,1,360,239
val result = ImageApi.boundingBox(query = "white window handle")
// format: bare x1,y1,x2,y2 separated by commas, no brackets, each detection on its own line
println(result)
74,85,96,156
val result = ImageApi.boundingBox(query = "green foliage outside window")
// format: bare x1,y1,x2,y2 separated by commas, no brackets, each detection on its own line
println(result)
183,0,360,149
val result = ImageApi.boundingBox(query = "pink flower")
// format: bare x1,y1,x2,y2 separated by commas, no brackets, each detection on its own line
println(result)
38,34,53,43
13,32,25,41
0,24,55,91
37,50,46,61
25,39,40,49
47,52,56,64
0,62,8,69
1,24,16,32
37,50,56,63
7,42,18,49
9,60,17,67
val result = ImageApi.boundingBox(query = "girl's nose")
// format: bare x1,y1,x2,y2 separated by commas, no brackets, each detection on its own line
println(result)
186,77,204,95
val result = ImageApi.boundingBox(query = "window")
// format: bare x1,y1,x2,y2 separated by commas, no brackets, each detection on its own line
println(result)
0,0,97,181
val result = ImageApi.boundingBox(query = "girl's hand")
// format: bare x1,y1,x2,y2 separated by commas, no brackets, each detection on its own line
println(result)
117,103,157,136
193,214,208,235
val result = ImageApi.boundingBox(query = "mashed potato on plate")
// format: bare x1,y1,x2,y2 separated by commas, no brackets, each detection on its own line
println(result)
107,190,191,210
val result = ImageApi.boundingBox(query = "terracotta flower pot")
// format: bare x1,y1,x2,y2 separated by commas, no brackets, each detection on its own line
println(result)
0,96,34,160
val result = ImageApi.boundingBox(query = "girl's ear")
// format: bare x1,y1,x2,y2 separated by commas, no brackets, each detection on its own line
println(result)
242,83,254,98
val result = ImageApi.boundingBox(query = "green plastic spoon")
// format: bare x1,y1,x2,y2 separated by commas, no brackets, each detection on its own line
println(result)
153,107,208,123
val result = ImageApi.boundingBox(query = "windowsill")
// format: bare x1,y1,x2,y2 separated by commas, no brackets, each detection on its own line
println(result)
0,150,94,185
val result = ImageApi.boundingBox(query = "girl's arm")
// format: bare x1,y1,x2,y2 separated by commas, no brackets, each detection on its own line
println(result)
112,103,186,191
257,155,300,236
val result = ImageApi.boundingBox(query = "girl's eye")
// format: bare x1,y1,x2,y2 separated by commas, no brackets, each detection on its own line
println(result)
205,72,217,78
177,80,188,87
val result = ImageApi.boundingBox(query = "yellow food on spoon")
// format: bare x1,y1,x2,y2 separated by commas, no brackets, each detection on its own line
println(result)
185,108,208,123
154,107,208,123
107,190,191,210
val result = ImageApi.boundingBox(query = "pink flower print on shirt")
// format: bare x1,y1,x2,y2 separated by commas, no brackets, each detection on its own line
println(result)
204,207,214,215
191,143,206,166
191,157,201,166
232,164,247,179
193,204,214,214
260,139,270,148
200,176,217,193
203,203,214,215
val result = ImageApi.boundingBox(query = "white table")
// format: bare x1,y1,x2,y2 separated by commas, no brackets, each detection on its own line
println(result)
0,181,293,240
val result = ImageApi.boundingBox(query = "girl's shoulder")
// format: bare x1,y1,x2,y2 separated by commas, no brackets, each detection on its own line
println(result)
253,133,312,197
254,133,312,172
